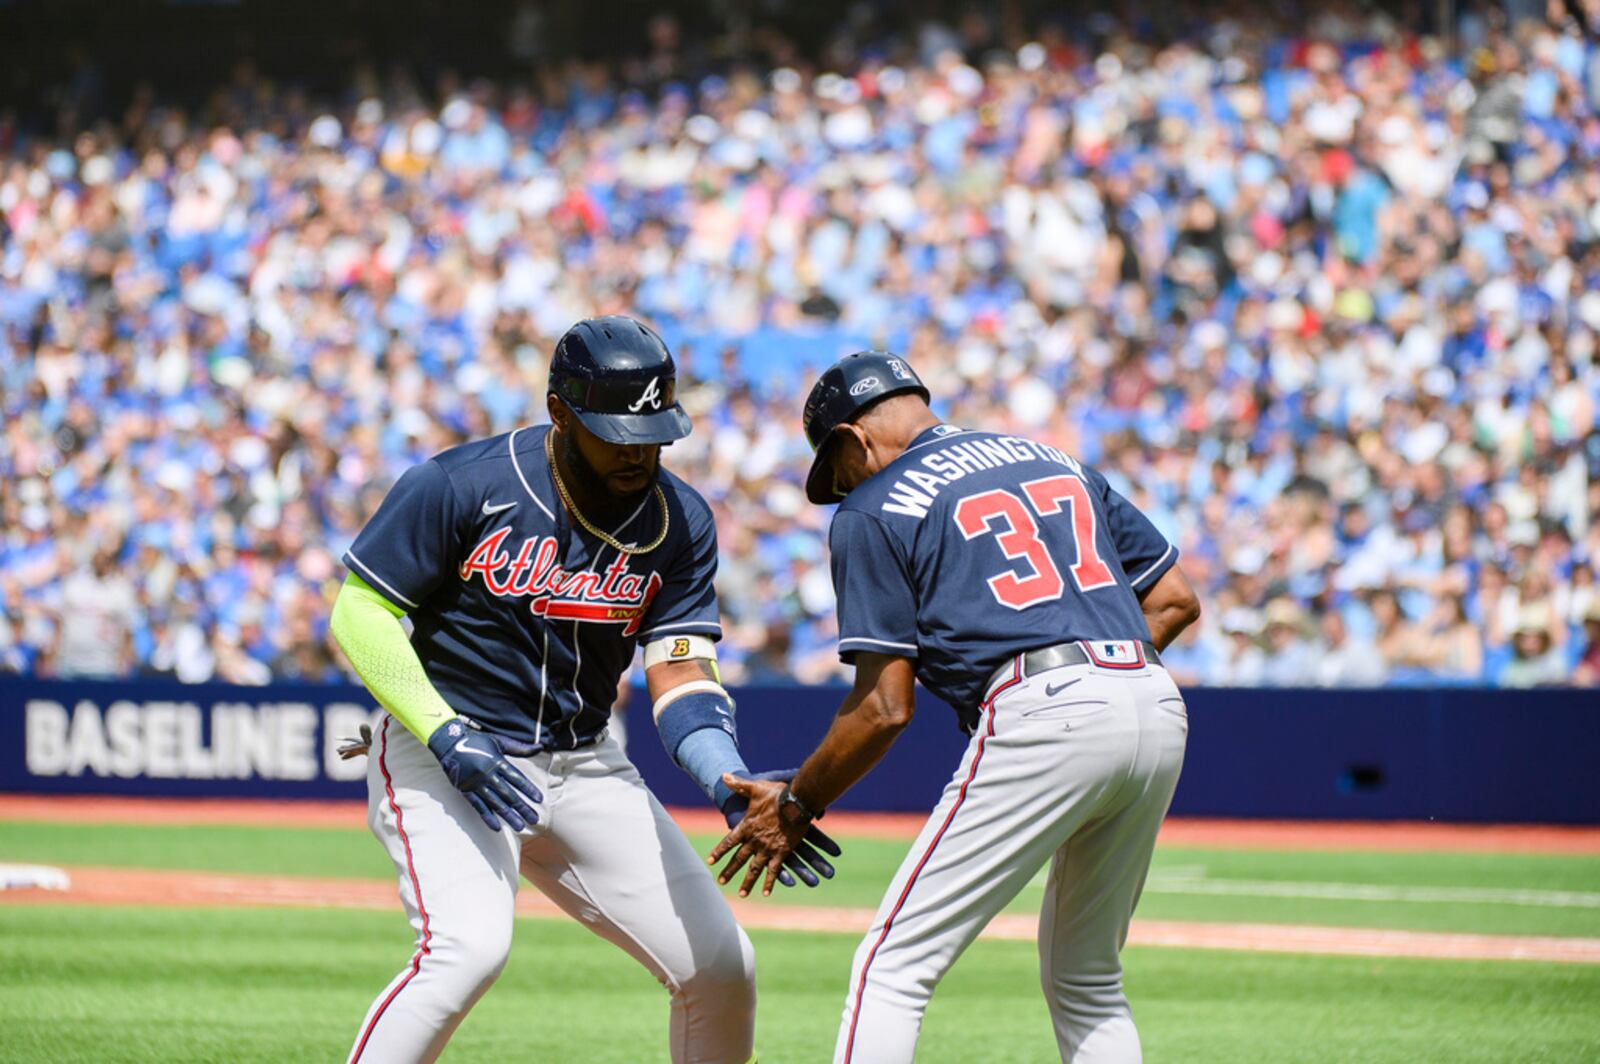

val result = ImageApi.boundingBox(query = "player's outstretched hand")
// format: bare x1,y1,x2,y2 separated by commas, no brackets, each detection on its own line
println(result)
721,769,842,889
713,772,842,897
426,720,544,834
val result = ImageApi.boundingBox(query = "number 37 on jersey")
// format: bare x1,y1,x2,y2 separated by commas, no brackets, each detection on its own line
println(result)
955,474,1116,610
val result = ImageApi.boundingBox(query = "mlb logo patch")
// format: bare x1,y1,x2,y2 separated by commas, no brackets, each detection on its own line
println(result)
1083,640,1146,669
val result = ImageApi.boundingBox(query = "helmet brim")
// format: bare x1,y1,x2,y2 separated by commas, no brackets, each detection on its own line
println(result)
802,382,929,505
572,404,693,446
805,430,846,505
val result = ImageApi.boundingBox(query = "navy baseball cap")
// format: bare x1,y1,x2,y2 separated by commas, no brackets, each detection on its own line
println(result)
802,351,930,504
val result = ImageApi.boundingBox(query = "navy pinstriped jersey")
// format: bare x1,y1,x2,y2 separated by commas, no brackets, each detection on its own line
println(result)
343,425,720,751
829,424,1177,720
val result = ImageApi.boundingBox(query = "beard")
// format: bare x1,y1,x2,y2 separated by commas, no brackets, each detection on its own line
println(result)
559,428,657,522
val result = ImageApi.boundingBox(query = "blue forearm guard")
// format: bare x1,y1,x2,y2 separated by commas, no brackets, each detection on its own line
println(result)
656,688,749,809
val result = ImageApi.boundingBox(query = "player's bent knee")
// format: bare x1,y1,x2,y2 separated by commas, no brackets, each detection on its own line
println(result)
428,919,515,1010
445,953,511,1010
1043,969,1126,1014
859,962,941,1009
680,924,756,1006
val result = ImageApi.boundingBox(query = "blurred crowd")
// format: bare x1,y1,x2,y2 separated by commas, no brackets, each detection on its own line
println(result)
3,3,1600,690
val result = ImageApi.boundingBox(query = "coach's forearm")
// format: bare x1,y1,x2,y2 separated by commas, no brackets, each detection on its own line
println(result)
790,696,909,812
791,656,917,811
330,574,458,742
1138,564,1202,652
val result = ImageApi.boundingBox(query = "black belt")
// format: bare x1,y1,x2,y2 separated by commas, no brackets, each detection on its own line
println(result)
983,640,1162,702
460,714,607,758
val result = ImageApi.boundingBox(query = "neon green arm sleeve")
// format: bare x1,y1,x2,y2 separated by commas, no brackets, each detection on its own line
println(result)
329,573,458,743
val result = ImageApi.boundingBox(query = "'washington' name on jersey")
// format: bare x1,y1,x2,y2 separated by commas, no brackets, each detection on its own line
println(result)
343,425,720,751
829,425,1177,722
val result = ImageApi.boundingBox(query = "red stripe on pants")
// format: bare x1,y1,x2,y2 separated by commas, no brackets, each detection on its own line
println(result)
841,662,1021,1062
350,717,433,1063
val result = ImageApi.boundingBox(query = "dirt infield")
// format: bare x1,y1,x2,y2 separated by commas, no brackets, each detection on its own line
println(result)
6,864,1597,964
3,794,1598,854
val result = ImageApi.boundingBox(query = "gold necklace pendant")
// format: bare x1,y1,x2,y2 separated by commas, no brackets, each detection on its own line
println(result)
545,430,670,555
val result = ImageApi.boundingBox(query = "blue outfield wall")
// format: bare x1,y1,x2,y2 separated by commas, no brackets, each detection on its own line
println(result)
1,678,1596,823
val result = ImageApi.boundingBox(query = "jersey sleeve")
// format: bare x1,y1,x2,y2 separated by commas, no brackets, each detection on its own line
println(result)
343,459,465,611
1089,469,1178,594
830,510,919,661
637,499,722,642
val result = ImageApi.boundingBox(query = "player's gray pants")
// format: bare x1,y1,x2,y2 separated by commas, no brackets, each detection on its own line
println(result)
834,650,1187,1064
347,716,756,1064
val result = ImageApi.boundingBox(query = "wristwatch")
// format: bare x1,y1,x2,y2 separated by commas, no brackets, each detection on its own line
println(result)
777,784,822,830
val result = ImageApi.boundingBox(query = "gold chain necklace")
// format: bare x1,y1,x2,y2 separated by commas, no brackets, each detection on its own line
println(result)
545,430,669,555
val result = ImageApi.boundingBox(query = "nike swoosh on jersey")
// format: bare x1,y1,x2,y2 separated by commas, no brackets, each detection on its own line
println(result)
1044,678,1082,698
482,500,517,516
454,738,492,758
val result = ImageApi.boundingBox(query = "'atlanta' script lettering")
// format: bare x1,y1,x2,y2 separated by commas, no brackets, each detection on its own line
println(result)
459,528,662,635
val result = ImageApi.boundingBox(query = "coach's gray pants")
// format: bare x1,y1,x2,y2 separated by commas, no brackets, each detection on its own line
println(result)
834,653,1187,1063
347,717,756,1064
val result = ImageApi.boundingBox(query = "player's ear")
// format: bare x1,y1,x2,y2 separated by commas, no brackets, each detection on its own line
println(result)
833,423,862,460
546,393,567,430
834,423,870,483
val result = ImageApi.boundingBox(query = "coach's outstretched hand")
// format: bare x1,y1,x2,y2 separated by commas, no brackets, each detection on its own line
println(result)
427,720,544,833
715,771,842,896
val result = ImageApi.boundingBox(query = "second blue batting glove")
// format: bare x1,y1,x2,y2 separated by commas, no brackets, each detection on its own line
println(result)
427,720,543,833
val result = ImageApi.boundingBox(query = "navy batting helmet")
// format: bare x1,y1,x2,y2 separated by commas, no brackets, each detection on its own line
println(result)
548,316,692,445
802,351,930,504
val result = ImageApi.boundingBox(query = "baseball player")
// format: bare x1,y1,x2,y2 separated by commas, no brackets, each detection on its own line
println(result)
330,316,838,1064
710,352,1202,1063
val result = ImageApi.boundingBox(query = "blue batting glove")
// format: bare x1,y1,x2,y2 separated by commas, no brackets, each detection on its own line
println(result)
721,769,842,888
427,720,543,833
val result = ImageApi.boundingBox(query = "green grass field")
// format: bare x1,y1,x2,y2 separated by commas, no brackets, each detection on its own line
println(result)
5,820,1597,936
3,817,1599,1063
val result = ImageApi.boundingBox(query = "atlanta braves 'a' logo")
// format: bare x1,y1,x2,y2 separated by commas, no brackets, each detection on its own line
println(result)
458,529,662,636
627,376,663,413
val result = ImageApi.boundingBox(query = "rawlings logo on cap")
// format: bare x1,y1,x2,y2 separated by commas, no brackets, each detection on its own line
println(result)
849,377,879,396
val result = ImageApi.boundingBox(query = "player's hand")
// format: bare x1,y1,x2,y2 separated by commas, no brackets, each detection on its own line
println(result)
426,720,543,834
711,773,842,898
720,769,841,889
